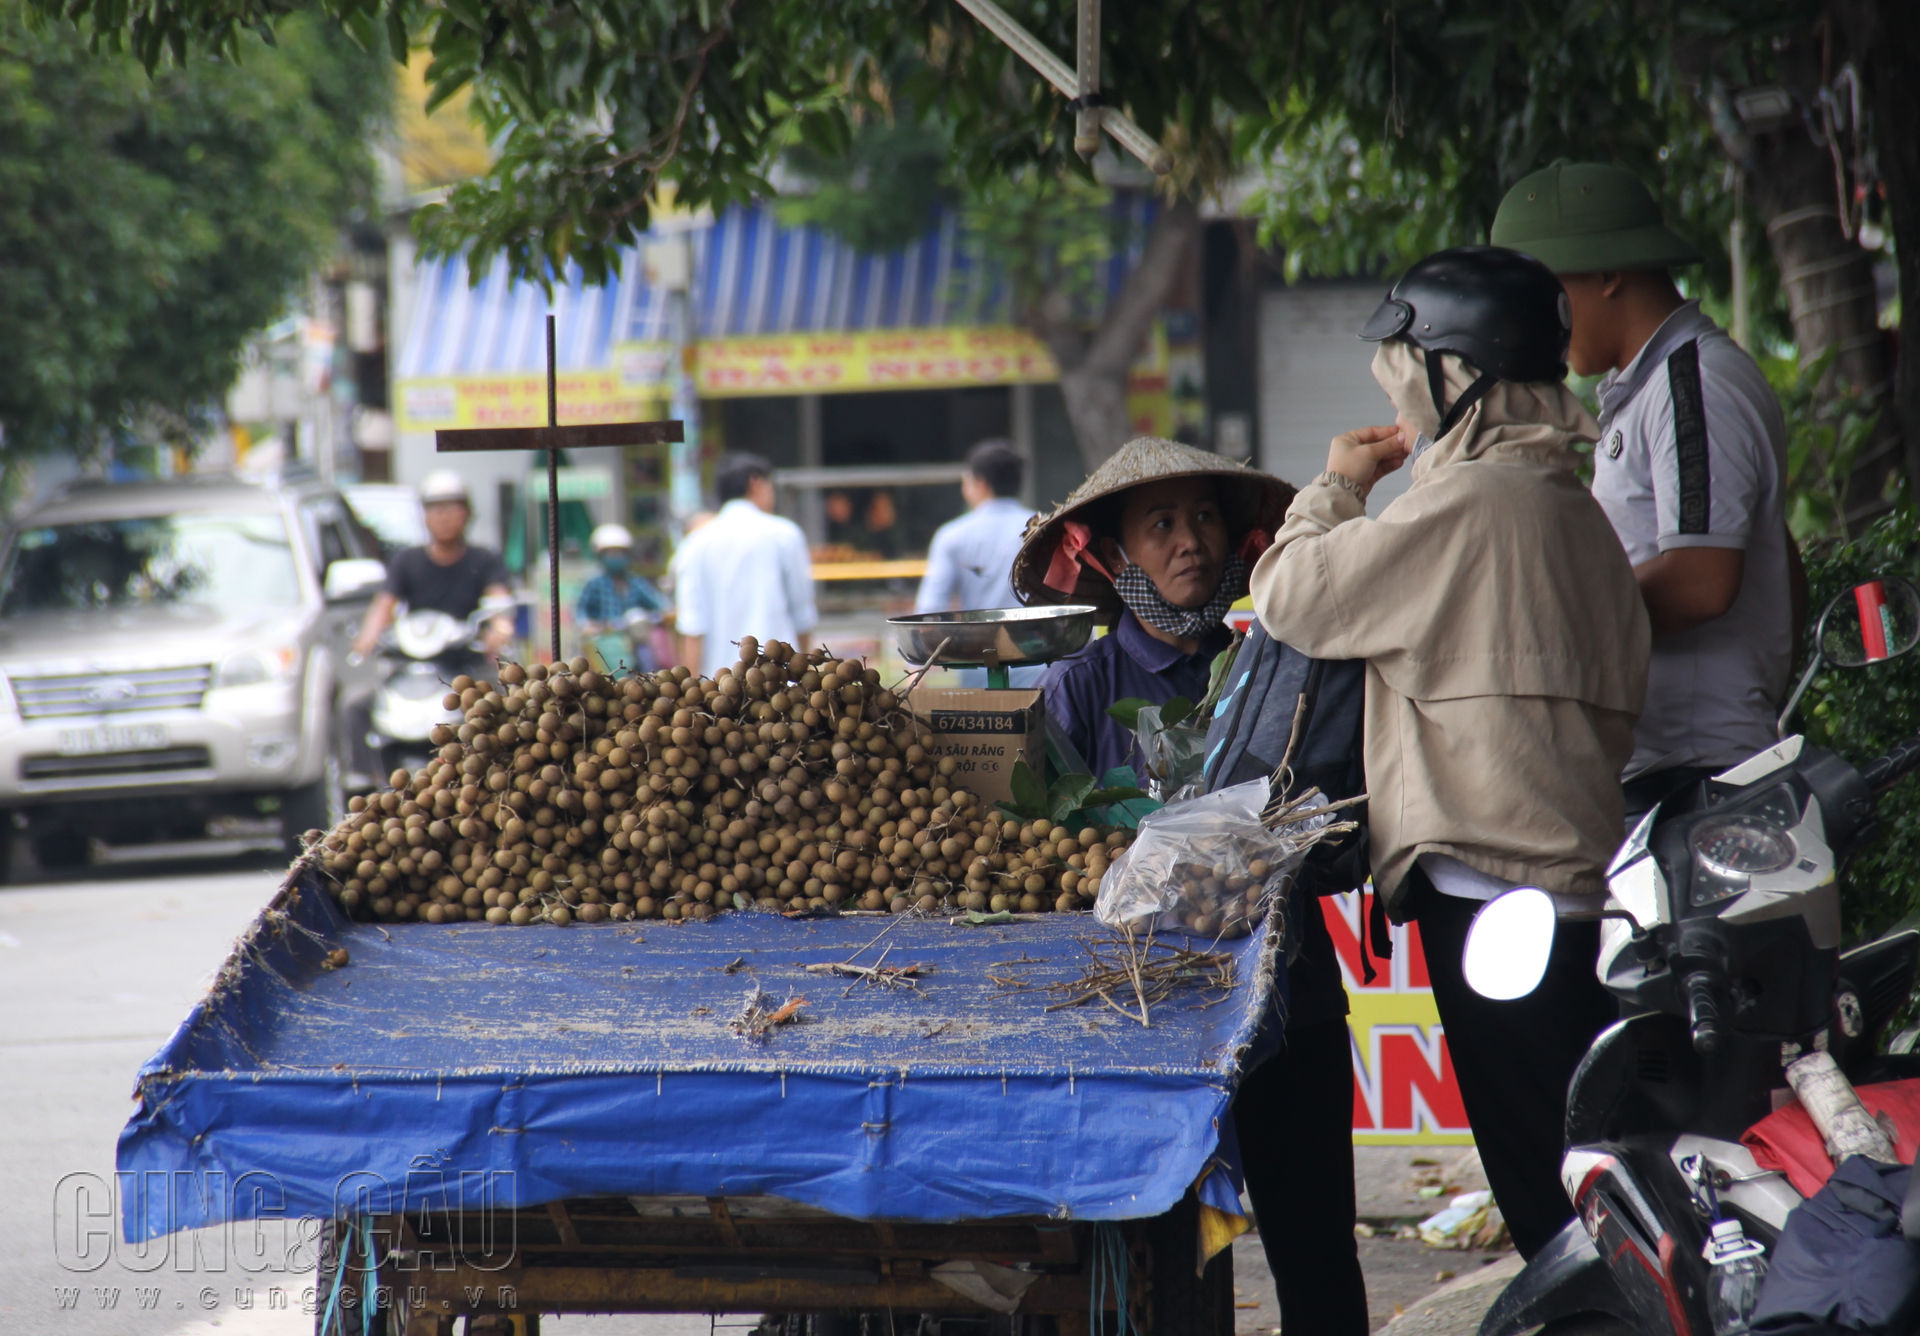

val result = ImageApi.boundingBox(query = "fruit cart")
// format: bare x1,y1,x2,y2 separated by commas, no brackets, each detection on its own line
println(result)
118,865,1278,1336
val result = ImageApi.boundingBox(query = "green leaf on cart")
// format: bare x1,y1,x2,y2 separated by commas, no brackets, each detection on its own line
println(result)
1106,697,1151,730
1007,758,1047,816
1048,772,1098,822
1156,695,1197,729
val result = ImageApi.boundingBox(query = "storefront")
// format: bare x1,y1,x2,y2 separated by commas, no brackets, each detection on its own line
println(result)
392,197,1185,662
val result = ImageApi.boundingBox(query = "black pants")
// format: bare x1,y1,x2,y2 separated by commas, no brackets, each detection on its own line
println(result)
1411,875,1618,1260
1233,1017,1369,1336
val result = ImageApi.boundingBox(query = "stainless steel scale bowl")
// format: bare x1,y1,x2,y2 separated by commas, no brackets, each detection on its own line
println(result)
888,605,1099,683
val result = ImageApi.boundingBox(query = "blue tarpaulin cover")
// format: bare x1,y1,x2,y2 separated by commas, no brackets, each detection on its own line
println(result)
119,871,1283,1242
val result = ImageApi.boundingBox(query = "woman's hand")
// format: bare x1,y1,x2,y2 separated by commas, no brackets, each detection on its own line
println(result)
1326,424,1408,498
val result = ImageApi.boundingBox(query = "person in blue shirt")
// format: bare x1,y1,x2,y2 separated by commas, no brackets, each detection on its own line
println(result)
913,439,1041,687
577,523,668,672
914,439,1036,615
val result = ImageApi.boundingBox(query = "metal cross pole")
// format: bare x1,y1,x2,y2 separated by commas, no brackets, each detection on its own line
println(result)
435,313,684,665
950,0,1172,175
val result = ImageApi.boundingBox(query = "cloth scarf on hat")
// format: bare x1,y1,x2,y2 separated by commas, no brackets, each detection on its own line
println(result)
1113,553,1249,639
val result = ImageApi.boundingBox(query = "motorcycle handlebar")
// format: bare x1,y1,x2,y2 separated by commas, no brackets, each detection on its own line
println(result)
1685,971,1724,1055
1860,732,1920,794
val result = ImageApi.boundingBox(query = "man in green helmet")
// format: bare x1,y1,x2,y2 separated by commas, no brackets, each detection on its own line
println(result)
1493,162,1798,819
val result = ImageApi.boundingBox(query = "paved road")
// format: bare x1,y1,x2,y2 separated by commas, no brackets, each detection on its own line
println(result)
0,856,1476,1335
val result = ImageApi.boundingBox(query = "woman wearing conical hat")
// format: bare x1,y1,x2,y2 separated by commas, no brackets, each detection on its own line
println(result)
1011,437,1292,779
1014,438,1369,1336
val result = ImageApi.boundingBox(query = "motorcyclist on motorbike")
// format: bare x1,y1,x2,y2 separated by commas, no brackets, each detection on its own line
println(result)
576,523,668,672
351,471,513,662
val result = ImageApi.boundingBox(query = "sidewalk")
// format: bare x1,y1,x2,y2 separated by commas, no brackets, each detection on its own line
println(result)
1229,1144,1515,1335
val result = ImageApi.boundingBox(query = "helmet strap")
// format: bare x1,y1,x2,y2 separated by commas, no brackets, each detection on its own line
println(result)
1425,351,1498,439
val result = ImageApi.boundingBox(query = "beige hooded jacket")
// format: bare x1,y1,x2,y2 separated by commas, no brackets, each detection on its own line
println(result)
1250,342,1651,917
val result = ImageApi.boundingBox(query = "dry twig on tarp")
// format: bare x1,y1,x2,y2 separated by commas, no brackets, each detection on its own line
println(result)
804,951,930,998
1032,932,1237,1027
730,985,808,1042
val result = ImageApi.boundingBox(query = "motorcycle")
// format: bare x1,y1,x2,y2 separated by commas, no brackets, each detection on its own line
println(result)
588,604,661,676
361,600,513,781
1473,575,1920,1336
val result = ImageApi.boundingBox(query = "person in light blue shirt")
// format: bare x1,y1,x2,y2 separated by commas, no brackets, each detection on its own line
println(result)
913,439,1039,686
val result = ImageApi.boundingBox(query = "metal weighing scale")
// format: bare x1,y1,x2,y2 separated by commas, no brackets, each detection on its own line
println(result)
887,605,1101,688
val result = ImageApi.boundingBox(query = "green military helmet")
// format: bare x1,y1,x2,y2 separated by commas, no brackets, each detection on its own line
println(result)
1491,161,1703,274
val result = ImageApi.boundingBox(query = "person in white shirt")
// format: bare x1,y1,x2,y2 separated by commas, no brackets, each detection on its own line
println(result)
674,454,817,677
913,439,1040,687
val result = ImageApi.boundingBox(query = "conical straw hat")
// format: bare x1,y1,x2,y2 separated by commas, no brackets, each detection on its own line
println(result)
1012,438,1296,620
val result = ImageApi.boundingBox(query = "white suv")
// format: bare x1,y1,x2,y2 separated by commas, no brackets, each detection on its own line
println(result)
0,471,386,877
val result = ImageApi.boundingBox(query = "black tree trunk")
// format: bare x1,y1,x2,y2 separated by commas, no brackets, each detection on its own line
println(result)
1730,26,1898,523
1836,0,1920,498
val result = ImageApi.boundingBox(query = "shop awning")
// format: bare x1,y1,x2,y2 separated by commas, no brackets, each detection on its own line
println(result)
397,250,671,381
398,195,1161,383
690,195,1158,338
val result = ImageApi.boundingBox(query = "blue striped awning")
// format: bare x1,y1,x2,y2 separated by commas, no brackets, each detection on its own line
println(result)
686,193,1160,340
397,250,672,380
398,194,1161,379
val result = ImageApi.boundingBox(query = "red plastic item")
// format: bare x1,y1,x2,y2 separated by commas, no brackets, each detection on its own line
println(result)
1856,580,1892,661
1742,1077,1920,1198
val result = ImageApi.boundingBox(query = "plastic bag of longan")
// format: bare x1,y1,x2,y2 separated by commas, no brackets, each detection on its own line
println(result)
1092,778,1322,941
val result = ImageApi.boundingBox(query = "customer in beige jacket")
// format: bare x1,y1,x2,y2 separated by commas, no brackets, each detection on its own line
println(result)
1251,246,1650,1259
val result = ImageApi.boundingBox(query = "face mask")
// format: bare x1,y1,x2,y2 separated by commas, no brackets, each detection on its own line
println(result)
601,554,631,575
1111,548,1249,640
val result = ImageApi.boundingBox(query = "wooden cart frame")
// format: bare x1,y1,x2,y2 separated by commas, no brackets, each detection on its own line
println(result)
317,1190,1232,1336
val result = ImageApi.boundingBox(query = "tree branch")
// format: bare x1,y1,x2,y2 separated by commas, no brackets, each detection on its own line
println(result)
1081,198,1199,378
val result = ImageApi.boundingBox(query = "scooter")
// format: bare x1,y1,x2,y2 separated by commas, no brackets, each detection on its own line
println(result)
362,601,513,782
1473,575,1920,1336
588,605,660,675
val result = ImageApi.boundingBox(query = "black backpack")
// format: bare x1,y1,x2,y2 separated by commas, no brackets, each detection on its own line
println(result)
1200,623,1368,896
1199,624,1388,982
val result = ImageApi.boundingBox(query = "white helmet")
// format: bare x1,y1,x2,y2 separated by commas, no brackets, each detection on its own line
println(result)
590,523,634,553
417,470,471,506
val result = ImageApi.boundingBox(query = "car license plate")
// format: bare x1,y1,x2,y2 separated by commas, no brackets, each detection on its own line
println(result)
57,724,169,755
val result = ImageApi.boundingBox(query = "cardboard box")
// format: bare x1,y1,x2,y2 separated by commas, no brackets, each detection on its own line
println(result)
912,687,1046,808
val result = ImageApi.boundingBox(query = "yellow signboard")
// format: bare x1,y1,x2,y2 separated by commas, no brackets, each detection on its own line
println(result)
693,326,1060,397
395,371,666,434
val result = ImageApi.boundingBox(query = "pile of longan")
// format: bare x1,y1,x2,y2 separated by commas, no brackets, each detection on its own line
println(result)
312,637,1131,926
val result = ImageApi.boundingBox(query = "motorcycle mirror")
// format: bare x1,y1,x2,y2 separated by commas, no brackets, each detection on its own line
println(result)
1779,575,1920,734
1820,576,1920,668
1462,887,1558,1001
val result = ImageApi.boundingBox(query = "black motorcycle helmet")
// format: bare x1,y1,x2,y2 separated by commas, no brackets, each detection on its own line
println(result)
1358,244,1573,435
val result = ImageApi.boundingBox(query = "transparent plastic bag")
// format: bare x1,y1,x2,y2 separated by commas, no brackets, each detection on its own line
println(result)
1093,778,1328,939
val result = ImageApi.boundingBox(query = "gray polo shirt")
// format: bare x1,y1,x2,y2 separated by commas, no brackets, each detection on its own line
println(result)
1592,302,1791,779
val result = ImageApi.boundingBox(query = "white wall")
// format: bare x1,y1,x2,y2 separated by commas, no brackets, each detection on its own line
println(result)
1257,281,1411,510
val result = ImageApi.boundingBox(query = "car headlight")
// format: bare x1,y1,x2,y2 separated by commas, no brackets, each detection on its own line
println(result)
216,646,300,687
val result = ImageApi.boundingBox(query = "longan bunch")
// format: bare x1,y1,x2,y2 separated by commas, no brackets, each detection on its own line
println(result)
312,636,1129,926
1161,856,1278,939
